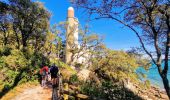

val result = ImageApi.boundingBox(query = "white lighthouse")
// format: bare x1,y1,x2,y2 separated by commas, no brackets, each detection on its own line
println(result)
65,7,79,65
65,7,90,67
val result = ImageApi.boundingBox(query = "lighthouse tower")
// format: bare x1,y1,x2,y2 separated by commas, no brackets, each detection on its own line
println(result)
65,7,79,65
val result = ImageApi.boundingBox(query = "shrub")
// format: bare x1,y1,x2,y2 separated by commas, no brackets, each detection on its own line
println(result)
69,74,79,84
79,80,143,100
0,48,50,96
144,80,151,89
2,49,29,70
80,82,104,98
0,46,12,56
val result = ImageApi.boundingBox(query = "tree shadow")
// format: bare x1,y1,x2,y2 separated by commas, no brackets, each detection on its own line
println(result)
79,80,144,100
0,68,28,99
88,86,144,100
119,87,144,100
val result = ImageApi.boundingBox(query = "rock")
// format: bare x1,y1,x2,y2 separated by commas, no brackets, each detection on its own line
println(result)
69,85,79,90
77,69,90,81
160,93,168,99
123,81,169,100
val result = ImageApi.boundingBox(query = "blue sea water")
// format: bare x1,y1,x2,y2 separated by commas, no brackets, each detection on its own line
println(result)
138,61,170,90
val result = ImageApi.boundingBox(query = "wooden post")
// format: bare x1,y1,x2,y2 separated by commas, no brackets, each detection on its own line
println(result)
63,83,69,100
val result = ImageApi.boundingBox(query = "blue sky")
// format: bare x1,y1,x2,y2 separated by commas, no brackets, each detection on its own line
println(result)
39,0,140,50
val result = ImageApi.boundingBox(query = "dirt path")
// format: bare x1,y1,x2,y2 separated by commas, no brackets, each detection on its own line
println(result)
12,84,52,100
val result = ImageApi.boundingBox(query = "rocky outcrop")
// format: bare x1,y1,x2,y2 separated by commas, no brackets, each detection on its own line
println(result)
124,81,168,100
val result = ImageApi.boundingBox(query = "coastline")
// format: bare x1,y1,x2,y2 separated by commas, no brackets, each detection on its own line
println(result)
137,85,168,100
138,64,170,94
125,81,169,100
146,85,168,100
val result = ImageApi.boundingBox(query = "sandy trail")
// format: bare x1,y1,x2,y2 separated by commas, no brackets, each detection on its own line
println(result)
12,83,52,100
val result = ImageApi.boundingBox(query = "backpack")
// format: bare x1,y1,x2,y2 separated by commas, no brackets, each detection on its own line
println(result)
50,66,58,75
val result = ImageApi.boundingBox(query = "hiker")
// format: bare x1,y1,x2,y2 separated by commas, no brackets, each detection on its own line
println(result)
40,65,49,87
47,67,51,81
50,64,59,88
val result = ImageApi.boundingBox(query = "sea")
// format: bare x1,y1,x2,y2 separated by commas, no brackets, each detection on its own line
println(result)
138,61,170,90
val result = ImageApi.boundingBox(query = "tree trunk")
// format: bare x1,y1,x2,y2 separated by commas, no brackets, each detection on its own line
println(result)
22,35,27,52
162,75,170,99
157,64,170,99
2,28,8,46
14,31,20,49
22,39,27,47
3,36,7,46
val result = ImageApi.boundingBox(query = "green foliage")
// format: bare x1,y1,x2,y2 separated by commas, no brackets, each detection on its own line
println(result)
101,81,139,100
30,52,49,67
0,1,60,94
0,47,50,96
74,62,83,69
0,0,66,98
0,57,5,69
54,60,76,82
143,80,151,89
0,0,152,99
80,80,143,100
0,46,11,56
91,49,141,82
69,74,79,84
55,60,75,72
80,82,104,98
2,49,29,70
0,68,18,92
3,84,10,92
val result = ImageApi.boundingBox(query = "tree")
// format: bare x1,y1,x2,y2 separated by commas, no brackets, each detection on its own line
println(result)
0,1,9,14
73,27,103,67
0,1,53,97
9,0,50,51
71,0,170,98
0,1,11,46
92,49,142,82
0,14,11,46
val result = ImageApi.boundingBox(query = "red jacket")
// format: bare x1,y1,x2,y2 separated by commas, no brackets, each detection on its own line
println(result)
40,66,48,74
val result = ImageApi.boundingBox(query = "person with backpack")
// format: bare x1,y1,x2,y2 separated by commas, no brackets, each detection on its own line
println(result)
47,66,51,81
40,66,49,87
50,64,59,88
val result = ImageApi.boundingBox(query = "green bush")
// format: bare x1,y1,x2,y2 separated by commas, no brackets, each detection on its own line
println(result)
0,57,5,69
1,49,29,70
69,74,79,84
80,82,104,98
0,46,12,56
0,47,51,96
30,52,50,67
143,80,151,89
79,80,143,100
3,83,11,91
